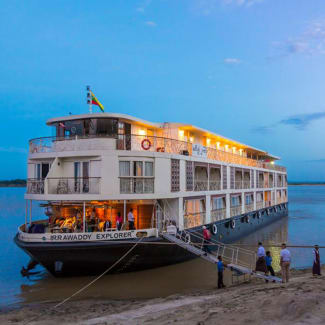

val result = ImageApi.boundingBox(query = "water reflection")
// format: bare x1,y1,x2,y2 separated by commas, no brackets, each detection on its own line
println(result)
235,217,289,272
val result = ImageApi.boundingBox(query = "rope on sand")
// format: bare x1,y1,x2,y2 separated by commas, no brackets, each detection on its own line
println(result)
24,236,144,325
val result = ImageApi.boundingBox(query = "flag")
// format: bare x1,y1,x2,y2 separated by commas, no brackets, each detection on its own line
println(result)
90,91,104,112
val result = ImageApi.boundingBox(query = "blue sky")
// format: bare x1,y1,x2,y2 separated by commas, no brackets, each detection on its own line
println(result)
1,0,325,180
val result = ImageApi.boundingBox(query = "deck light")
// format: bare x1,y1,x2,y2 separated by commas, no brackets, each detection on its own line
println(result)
190,136,194,143
206,138,211,146
232,147,236,154
179,130,184,137
216,142,220,150
225,144,229,151
139,129,146,136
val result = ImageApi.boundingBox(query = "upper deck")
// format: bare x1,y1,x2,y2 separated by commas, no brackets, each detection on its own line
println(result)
29,113,286,173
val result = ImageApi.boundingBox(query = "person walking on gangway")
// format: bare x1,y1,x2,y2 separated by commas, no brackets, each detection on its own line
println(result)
202,226,212,255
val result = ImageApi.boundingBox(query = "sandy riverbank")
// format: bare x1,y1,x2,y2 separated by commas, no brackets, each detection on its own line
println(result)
1,267,325,325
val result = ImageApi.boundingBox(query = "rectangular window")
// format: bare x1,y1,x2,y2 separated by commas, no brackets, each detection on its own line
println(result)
119,161,130,176
145,162,154,176
134,161,143,176
231,195,241,207
211,197,225,210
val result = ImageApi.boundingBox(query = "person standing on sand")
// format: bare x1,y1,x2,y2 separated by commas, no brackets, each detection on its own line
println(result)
312,245,321,276
217,256,226,289
280,243,291,283
255,242,267,274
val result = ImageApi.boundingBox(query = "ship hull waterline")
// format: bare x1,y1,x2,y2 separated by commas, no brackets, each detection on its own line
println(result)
15,204,288,277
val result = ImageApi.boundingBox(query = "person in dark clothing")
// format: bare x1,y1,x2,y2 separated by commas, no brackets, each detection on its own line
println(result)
313,245,321,276
217,256,226,289
265,251,275,276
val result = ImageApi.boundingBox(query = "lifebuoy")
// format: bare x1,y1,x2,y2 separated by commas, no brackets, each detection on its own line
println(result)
185,233,191,243
141,139,151,150
231,219,236,229
246,215,250,223
212,224,218,235
279,205,282,211
257,211,261,219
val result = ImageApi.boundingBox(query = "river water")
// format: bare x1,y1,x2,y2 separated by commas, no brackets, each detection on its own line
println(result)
0,186,324,308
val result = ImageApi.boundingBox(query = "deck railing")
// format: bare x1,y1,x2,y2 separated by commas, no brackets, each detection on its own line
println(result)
184,212,206,229
230,205,242,217
245,203,254,213
27,179,44,194
47,177,101,194
256,201,264,210
211,208,226,221
119,177,154,194
29,135,286,173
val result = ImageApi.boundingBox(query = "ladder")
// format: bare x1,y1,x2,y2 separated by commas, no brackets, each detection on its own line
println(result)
161,231,282,283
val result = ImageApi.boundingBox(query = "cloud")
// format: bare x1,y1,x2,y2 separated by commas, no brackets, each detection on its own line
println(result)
251,112,325,133
280,112,325,130
145,21,157,27
190,0,265,15
272,20,325,57
0,147,27,154
224,58,241,64
222,0,264,7
136,0,151,13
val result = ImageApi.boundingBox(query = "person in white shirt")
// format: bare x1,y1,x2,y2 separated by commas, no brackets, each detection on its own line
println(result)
127,208,135,230
255,242,267,274
280,243,291,283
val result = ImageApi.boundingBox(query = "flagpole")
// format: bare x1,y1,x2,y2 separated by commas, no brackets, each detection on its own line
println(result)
86,85,92,114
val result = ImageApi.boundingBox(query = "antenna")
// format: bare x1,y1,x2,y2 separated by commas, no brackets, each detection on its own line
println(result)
86,85,92,114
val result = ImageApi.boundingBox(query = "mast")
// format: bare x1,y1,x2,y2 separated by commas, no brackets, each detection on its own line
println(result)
86,85,92,114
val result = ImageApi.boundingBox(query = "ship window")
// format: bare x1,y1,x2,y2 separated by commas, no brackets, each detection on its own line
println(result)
211,197,225,210
245,194,253,205
134,161,143,176
231,195,241,207
119,161,130,176
96,118,118,137
145,162,153,176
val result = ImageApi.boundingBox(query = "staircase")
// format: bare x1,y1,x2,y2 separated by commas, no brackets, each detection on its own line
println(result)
161,231,282,283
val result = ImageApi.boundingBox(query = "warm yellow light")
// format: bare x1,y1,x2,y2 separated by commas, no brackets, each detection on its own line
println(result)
216,142,220,150
179,130,184,137
225,144,229,151
206,138,211,146
139,129,146,136
239,149,243,155
271,161,275,165
190,136,194,143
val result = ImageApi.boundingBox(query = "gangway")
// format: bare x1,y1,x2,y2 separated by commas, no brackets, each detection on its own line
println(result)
161,232,282,283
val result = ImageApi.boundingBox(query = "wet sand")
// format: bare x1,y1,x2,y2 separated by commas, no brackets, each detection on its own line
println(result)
2,267,325,325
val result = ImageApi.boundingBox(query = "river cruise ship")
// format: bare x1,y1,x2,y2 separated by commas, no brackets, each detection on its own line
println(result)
15,112,288,276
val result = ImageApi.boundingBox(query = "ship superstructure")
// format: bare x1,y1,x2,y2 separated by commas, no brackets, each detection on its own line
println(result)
15,112,288,276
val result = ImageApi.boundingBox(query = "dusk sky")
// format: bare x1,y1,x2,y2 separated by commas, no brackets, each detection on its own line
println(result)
1,0,325,180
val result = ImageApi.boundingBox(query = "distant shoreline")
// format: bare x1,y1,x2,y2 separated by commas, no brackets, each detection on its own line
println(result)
0,179,26,187
288,183,325,186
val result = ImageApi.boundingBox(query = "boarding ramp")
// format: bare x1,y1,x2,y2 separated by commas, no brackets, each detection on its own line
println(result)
161,230,282,283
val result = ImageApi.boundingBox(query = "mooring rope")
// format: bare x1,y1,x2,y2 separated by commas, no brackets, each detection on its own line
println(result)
24,236,144,324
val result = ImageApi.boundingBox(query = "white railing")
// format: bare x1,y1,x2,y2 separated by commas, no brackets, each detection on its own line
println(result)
245,203,254,213
47,177,101,194
230,205,242,217
184,212,206,229
211,208,226,221
194,180,208,191
30,135,287,173
256,201,264,210
27,179,44,194
209,181,221,191
120,177,154,194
